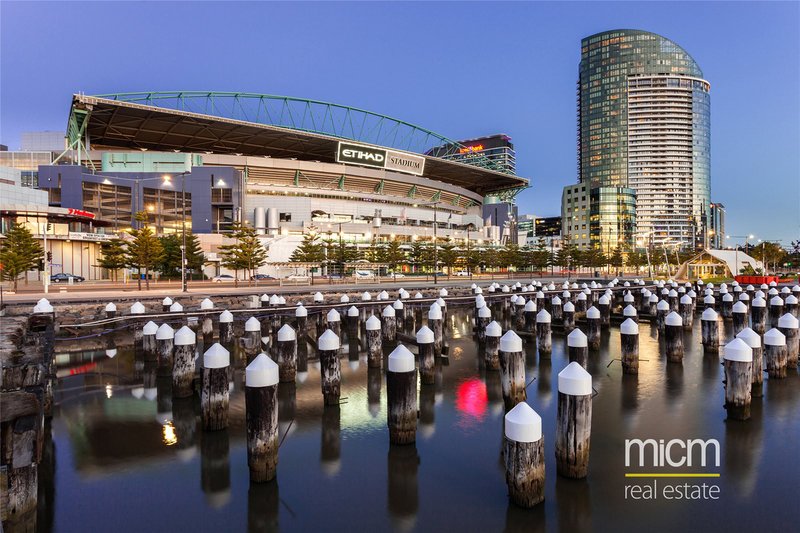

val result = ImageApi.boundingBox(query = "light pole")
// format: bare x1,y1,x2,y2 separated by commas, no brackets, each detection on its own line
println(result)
726,234,754,278
163,172,191,293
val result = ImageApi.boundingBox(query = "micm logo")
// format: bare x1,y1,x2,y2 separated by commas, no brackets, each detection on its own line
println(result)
625,438,720,468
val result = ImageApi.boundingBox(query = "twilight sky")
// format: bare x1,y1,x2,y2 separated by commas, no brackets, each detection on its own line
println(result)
1,1,798,245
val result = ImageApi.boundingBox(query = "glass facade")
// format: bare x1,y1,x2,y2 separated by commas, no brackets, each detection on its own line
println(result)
589,187,637,251
82,181,133,230
0,151,56,188
142,187,192,234
577,30,711,249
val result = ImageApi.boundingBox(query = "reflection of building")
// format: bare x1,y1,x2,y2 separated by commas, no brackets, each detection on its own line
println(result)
576,29,711,249
710,203,725,248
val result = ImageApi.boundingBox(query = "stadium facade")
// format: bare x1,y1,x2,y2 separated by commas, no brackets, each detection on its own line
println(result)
15,92,528,278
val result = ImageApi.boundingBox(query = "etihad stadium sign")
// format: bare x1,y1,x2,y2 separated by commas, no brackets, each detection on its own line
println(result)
336,141,425,176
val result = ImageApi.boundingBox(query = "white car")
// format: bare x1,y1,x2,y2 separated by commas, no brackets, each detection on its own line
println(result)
286,274,310,280
211,274,236,283
455,270,470,277
389,272,405,279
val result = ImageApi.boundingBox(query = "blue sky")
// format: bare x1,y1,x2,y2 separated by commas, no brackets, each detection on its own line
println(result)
1,1,798,245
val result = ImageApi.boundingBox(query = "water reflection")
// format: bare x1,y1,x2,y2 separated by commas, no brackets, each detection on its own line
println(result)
321,404,341,477
504,500,546,533
200,429,231,508
387,444,419,532
247,481,280,533
555,476,592,533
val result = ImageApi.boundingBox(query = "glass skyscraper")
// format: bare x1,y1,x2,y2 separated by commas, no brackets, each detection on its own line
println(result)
576,29,711,249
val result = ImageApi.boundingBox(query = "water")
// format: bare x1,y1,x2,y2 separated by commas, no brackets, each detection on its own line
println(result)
45,307,799,532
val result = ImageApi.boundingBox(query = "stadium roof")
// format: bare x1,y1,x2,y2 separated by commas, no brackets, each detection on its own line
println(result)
67,93,528,196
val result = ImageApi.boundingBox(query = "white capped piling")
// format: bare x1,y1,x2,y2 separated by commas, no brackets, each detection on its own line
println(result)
503,403,545,508
219,310,234,345
366,316,383,368
260,294,269,308
778,313,799,369
536,291,546,312
701,308,720,353
664,312,684,363
379,290,390,301
620,318,639,374
105,302,117,319
567,329,588,369
417,326,436,385
668,289,679,311
485,321,502,370
562,301,576,333
162,297,173,313
764,328,787,378
131,301,146,315
173,326,197,398
244,317,262,361
623,292,635,314
156,324,175,372
721,293,734,320
623,304,638,325
597,295,610,328
318,330,341,405
586,306,601,351
393,299,405,330
551,296,563,322
786,294,799,319
142,321,158,360
387,345,418,445
276,324,297,382
362,291,372,302
556,362,592,479
340,294,350,304
170,302,183,313
732,301,748,337
561,290,571,304
382,305,397,342
346,305,360,331
326,308,341,340
314,291,324,303
736,328,763,398
648,293,659,316
202,343,231,430
245,354,279,482
679,295,694,330
499,331,526,410
738,292,750,315
524,299,537,334
428,302,443,357
536,310,552,356
575,292,587,314
656,299,670,332
723,338,753,421
751,297,767,335
703,294,715,310
476,305,492,343
639,289,651,314
514,297,526,330
769,295,784,330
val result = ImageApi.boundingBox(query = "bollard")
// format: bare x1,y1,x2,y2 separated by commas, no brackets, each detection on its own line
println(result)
162,297,173,313
387,345,418,445
428,302,443,357
721,293,733,321
105,302,117,319
365,316,382,368
620,318,639,375
664,312,683,363
318,330,341,405
575,292,587,314
703,294,715,310
499,331,526,410
536,291,546,313
701,308,720,353
562,302,576,333
485,321,502,370
295,304,308,336
764,328,787,378
567,329,588,368
596,295,610,328
648,294,659,317
555,362,592,479
514,297,526,330
769,296,785,330
326,309,341,341
260,294,269,308
417,326,436,385
656,300,670,332
668,289,679,312
722,338,753,421
245,353,279,482
586,307,601,351
476,305,492,343
679,295,693,330
202,343,231,430
244,317,262,361
276,324,297,382
503,402,545,508
382,305,397,342
778,313,799,369
524,299,537,334
751,297,766,335
143,321,158,361
623,304,638,325
536,310,552,356
551,296,563,322
736,328,763,398
393,299,405,331
173,326,197,398
785,294,798,319
346,306,360,331
219,310,234,346
156,324,175,372
738,292,750,315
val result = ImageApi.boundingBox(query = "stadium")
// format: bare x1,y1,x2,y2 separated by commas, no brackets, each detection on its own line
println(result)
32,92,529,278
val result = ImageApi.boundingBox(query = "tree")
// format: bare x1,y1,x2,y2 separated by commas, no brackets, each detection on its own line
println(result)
408,241,427,273
126,211,164,290
290,233,325,263
218,222,268,286
464,246,482,275
529,238,551,274
555,243,576,271
500,243,521,272
625,248,647,273
609,247,624,272
481,247,500,277
582,247,607,271
438,240,459,276
157,234,183,278
0,223,44,290
185,232,206,280
383,240,407,273
97,238,128,282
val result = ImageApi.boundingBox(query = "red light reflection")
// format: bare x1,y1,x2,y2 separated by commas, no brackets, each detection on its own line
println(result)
455,378,488,421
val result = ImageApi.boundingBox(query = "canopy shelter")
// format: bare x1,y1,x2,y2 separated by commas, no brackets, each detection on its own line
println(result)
676,249,763,280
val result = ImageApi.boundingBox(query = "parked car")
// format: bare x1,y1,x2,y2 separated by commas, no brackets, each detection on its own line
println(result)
251,274,276,281
454,270,470,277
211,274,236,283
285,274,310,280
50,273,84,283
388,272,405,279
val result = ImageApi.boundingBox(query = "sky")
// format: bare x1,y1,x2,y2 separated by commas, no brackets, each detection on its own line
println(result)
1,1,798,245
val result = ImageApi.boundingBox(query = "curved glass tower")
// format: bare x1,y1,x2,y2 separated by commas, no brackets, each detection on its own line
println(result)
577,29,711,250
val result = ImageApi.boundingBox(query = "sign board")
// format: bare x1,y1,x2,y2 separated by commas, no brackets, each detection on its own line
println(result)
68,232,114,242
67,208,96,219
336,142,425,176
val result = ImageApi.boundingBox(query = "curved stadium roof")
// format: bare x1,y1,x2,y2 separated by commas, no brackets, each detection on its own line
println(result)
68,92,528,196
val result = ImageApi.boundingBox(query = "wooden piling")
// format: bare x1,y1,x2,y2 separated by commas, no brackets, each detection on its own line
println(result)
551,296,563,323
499,331,526,410
722,338,753,421
417,326,436,385
536,310,552,356
503,403,545,508
562,302,576,333
732,302,748,338
244,317,263,362
142,321,158,361
202,343,231,431
586,307,600,351
219,310,234,346
701,308,720,354
428,303,443,357
162,297,173,313
382,305,397,342
326,309,341,342
656,300,670,332
620,318,639,374
366,316,382,368
476,305,492,343
524,299,537,334
736,328,763,398
555,362,592,479
721,293,734,320
679,295,694,330
276,324,297,382
778,313,799,369
764,328,787,378
173,326,197,398
318,330,341,405
156,324,175,373
485,321,502,370
623,304,638,325
387,345,418,445
664,312,684,363
245,354,279,482
295,304,308,336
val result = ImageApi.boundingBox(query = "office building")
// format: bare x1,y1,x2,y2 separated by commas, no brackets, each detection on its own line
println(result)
710,202,725,248
21,131,66,152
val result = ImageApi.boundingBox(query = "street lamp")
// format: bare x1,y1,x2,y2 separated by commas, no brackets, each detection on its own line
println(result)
162,172,192,293
726,234,754,279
